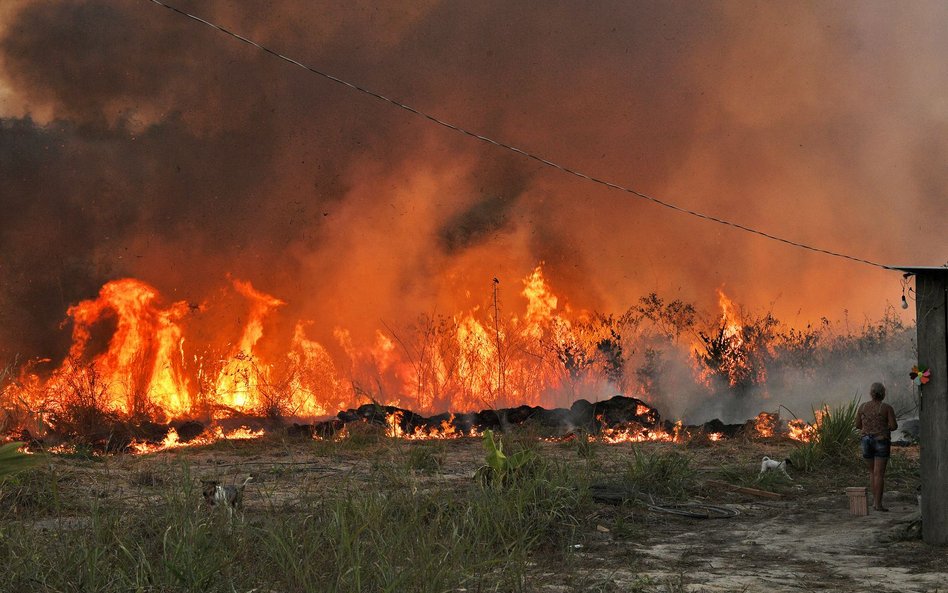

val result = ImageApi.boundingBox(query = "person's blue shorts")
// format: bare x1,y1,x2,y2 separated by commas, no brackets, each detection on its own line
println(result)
861,435,891,459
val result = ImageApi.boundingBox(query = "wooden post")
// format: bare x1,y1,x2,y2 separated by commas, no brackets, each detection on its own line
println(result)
912,268,948,545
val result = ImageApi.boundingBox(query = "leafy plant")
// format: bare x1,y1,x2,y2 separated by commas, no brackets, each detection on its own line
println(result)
0,441,41,481
477,429,536,485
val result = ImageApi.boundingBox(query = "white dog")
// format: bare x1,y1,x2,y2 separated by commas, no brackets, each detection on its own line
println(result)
759,456,793,480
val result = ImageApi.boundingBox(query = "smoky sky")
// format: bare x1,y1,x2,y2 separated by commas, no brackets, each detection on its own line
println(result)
1,0,946,362
439,153,533,253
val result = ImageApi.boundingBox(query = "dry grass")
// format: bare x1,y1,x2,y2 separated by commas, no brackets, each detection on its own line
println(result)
0,432,926,593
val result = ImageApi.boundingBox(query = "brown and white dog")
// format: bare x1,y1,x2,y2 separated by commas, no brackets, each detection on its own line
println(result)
202,476,253,510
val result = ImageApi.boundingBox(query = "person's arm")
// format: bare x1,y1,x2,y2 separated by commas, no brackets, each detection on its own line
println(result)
887,405,897,431
855,404,863,430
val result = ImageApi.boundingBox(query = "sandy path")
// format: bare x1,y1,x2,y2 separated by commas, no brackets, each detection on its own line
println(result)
575,492,945,592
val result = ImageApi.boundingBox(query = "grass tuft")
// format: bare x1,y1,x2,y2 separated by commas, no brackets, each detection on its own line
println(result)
624,447,696,500
789,400,860,471
403,442,445,474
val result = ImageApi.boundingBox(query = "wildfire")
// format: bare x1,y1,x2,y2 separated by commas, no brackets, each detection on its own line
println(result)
382,411,479,440
786,407,826,442
0,267,557,448
386,410,405,438
48,278,192,417
131,427,183,454
695,290,765,389
130,425,265,454
0,263,770,452
719,290,742,342
752,412,778,438
787,419,815,442
576,414,683,443
0,264,581,426
0,276,345,430
596,424,679,444
406,415,475,440
521,266,559,339
332,411,478,442
214,279,285,414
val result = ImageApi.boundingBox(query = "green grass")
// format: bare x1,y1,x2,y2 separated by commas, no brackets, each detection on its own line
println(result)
0,464,78,517
624,447,696,500
0,452,589,593
403,442,445,474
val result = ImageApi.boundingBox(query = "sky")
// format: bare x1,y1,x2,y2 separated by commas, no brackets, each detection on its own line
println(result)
1,0,946,363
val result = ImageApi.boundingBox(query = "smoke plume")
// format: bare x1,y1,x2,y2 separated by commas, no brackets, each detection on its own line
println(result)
0,1,943,418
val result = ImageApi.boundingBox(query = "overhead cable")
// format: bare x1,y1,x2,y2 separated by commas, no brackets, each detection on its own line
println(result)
147,0,892,271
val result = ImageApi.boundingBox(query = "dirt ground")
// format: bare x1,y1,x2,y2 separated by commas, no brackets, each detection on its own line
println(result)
32,435,948,593
578,476,943,593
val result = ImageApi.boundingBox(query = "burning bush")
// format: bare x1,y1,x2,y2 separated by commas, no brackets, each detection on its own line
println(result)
694,293,777,394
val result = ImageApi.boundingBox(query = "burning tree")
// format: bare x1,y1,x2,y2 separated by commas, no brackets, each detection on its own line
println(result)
631,293,698,401
695,292,776,396
385,314,463,412
636,293,697,344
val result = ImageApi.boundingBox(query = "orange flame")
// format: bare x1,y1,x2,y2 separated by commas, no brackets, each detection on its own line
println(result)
694,289,766,389
1,263,717,448
787,407,827,442
214,279,285,414
129,424,265,454
31,279,192,418
753,412,778,438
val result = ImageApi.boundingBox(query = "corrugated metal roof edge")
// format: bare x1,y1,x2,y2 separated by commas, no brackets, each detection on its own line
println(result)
892,266,948,274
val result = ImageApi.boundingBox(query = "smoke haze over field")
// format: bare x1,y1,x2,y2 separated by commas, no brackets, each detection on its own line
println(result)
0,1,945,383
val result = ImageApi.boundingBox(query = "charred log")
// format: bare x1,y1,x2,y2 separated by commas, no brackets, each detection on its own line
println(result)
175,420,206,443
286,423,315,439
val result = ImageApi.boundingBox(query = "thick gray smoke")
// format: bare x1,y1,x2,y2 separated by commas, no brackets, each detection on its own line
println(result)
0,1,943,387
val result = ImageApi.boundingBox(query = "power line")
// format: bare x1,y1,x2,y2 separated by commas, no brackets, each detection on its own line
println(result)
147,0,893,272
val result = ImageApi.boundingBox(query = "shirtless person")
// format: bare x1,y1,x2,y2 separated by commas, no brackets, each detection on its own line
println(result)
855,382,898,512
